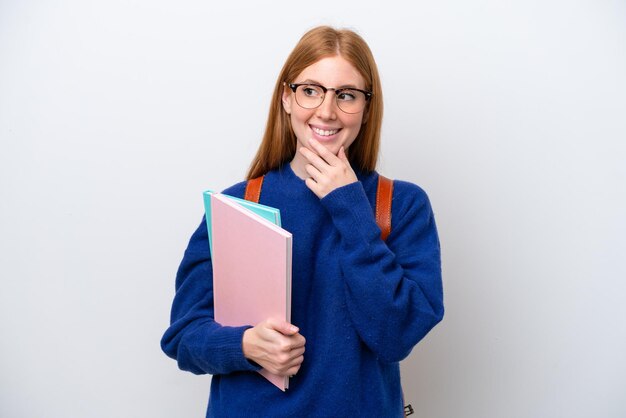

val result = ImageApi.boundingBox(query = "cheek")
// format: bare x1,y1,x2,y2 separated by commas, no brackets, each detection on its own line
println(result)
289,111,313,140
291,108,315,127
345,116,365,144
344,114,364,131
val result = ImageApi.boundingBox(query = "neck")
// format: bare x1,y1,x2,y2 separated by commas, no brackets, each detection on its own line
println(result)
289,153,309,180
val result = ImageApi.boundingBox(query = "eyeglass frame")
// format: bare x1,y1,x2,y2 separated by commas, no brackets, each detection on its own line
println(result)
284,82,373,114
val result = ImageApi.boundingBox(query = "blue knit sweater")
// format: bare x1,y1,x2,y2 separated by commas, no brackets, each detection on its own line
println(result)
161,164,444,417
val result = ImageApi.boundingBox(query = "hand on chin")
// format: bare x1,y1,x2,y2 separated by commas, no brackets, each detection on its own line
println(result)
298,138,358,199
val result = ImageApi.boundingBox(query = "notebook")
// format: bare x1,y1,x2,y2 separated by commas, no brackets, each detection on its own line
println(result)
210,193,292,391
203,190,281,257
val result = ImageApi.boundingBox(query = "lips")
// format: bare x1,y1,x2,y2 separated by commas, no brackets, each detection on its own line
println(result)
310,125,342,138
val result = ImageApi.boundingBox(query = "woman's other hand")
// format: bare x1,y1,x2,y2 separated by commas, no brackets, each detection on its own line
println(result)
242,318,306,377
298,138,358,199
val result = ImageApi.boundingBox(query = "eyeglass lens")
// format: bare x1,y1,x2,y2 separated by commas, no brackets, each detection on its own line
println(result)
295,85,367,114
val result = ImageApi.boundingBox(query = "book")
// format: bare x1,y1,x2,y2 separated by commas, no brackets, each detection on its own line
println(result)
210,193,292,391
203,190,281,258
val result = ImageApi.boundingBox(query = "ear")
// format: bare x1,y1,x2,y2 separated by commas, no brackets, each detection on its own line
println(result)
282,83,292,115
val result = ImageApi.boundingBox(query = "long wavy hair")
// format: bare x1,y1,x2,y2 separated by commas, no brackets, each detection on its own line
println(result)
246,26,384,179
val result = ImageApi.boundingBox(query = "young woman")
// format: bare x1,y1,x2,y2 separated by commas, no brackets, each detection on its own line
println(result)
161,26,444,417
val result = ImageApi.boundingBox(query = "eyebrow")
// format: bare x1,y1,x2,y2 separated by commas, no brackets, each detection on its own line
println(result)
298,79,362,89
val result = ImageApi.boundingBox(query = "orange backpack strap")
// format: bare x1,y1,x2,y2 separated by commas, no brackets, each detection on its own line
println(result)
244,174,393,240
244,176,264,203
376,175,393,241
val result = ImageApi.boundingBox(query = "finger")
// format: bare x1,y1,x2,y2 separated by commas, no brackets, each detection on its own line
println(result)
265,317,299,336
272,350,304,374
338,146,349,162
308,138,342,165
281,362,303,377
273,347,303,369
282,336,305,353
304,176,322,196
291,333,306,348
299,146,330,173
288,356,304,370
286,356,304,373
280,355,304,375
304,163,322,182
288,346,305,360
276,334,302,353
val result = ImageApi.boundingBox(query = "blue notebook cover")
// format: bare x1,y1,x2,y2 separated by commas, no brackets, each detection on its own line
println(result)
203,190,282,258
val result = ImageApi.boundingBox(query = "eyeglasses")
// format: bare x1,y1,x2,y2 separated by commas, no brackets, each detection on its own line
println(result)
285,82,372,114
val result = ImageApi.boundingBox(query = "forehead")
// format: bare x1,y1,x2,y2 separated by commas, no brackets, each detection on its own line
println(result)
295,55,365,89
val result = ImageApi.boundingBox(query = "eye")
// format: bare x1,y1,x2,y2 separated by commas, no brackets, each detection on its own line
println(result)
336,90,358,101
302,85,323,97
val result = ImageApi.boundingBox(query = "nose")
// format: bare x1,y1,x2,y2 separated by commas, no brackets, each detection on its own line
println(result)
315,91,338,120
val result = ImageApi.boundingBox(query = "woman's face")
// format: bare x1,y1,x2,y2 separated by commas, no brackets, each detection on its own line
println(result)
282,55,367,157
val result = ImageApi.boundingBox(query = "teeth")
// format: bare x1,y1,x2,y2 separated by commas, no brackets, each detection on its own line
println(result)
312,127,338,136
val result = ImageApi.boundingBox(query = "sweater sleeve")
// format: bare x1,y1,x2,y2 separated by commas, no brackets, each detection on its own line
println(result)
320,179,444,363
160,216,261,375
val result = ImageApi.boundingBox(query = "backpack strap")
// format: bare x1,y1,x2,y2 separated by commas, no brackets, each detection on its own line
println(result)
244,176,264,203
376,175,393,241
244,174,393,241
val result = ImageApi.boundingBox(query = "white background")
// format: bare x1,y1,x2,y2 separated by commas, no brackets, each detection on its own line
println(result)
1,1,625,417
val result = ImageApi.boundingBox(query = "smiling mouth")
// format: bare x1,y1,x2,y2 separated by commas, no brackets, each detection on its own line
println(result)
311,126,341,136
